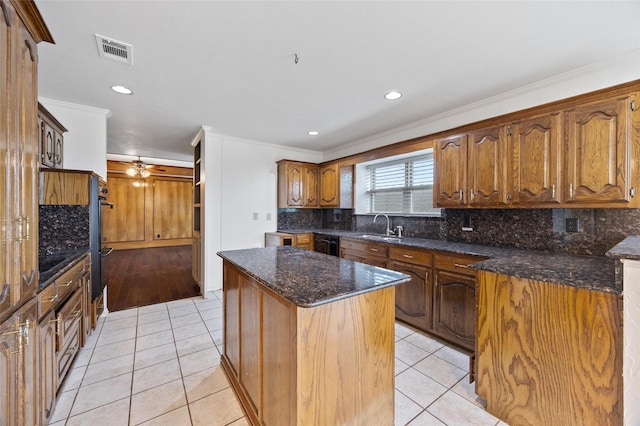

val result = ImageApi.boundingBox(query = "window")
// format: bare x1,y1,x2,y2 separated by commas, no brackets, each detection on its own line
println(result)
356,149,440,216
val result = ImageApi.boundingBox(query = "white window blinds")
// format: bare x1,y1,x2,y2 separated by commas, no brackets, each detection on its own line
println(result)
365,152,440,215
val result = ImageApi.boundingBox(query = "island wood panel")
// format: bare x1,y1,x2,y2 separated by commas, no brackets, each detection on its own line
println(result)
102,177,145,243
240,275,262,417
223,263,240,379
152,179,192,240
476,271,623,426
296,286,395,426
262,289,296,426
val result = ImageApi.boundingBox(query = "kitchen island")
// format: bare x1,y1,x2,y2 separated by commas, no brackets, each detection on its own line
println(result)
217,246,410,426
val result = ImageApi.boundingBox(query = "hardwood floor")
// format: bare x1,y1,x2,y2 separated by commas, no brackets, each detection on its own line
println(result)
105,245,200,311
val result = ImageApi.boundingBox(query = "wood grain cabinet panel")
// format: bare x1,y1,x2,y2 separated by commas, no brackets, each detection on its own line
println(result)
512,113,562,205
277,160,319,208
304,166,319,207
433,269,476,350
388,259,432,330
564,94,635,205
223,263,240,379
39,170,89,205
468,125,509,206
239,276,261,416
319,163,339,207
39,310,57,425
434,134,468,207
38,103,66,169
476,271,623,425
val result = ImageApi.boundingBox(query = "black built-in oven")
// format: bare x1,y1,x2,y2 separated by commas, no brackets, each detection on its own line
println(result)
313,234,340,257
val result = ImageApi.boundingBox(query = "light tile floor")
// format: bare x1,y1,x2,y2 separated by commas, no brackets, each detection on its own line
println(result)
50,290,505,426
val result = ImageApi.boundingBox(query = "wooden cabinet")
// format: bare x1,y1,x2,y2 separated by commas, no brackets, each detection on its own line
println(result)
467,125,509,206
56,289,82,387
0,0,50,325
39,169,90,205
388,246,433,330
38,310,57,425
0,297,39,426
564,94,636,206
38,103,66,169
433,253,481,351
319,163,339,207
294,233,313,251
277,160,319,208
511,112,562,205
476,271,622,425
433,134,468,207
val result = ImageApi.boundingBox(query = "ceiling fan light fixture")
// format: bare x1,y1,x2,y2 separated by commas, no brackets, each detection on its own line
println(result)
126,167,137,176
111,85,133,95
140,169,151,178
384,91,402,100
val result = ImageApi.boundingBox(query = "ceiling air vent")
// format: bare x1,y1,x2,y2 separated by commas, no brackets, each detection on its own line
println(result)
95,34,133,65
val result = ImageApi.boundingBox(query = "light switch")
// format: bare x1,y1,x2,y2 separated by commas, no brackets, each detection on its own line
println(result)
252,212,259,220
266,213,272,221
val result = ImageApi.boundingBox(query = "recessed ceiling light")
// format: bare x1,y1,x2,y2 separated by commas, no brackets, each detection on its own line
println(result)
111,85,133,95
384,91,402,100
308,131,319,136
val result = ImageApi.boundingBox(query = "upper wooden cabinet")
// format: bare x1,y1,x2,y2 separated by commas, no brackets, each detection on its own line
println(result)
434,89,640,209
319,163,339,207
467,125,509,206
564,94,636,206
38,103,66,169
511,113,562,205
277,160,318,208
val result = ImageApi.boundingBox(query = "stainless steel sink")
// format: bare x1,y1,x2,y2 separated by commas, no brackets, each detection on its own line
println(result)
359,234,402,243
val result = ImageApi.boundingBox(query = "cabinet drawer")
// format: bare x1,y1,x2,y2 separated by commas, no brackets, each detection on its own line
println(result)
341,238,388,257
57,325,79,389
57,290,82,351
39,283,59,318
434,253,485,275
388,246,432,266
56,262,83,302
296,234,311,245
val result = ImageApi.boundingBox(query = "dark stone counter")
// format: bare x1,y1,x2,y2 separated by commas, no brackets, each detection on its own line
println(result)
217,246,410,308
280,229,620,294
606,236,640,261
38,248,89,291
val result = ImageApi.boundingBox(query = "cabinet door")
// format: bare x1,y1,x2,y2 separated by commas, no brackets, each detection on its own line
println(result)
319,164,339,207
41,122,55,168
286,163,304,207
304,166,319,207
0,315,18,426
433,270,476,350
17,299,38,426
565,94,634,204
153,179,193,240
10,24,39,308
512,113,562,205
388,260,432,330
239,275,261,416
0,0,11,321
468,125,509,206
39,311,57,425
434,134,468,207
53,130,63,167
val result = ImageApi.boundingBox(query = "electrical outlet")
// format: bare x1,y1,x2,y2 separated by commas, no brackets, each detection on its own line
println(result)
266,213,272,221
252,212,258,220
565,218,579,233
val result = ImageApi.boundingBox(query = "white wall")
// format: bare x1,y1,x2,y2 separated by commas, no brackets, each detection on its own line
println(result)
623,260,640,426
323,49,640,162
198,127,322,294
39,98,110,179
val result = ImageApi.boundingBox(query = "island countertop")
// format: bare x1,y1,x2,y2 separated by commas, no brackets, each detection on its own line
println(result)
217,246,410,308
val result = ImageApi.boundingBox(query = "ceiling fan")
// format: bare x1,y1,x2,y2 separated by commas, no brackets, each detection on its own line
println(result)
122,156,165,178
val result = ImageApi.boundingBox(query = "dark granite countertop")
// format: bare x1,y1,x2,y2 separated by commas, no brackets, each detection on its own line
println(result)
38,248,90,291
217,246,410,307
606,236,640,261
280,229,620,294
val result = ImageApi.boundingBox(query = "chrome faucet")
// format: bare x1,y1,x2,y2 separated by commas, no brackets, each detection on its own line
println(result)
373,214,393,236
395,226,403,238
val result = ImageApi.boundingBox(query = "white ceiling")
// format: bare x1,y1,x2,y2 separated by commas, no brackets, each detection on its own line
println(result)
36,1,640,163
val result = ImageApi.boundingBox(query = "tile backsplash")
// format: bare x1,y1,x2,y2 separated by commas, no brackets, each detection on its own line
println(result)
39,205,90,253
279,207,640,256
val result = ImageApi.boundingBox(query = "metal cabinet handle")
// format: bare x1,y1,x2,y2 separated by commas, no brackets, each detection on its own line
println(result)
370,248,379,252
45,294,59,303
551,184,556,199
71,310,82,318
402,254,414,259
454,263,470,269
60,280,74,287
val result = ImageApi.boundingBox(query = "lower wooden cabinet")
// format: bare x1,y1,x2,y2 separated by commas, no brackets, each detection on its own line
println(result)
388,258,432,331
0,298,39,426
39,310,57,425
56,290,82,386
476,271,623,425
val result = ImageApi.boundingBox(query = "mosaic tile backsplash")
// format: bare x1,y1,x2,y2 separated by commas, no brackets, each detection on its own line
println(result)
279,207,640,256
39,205,90,252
